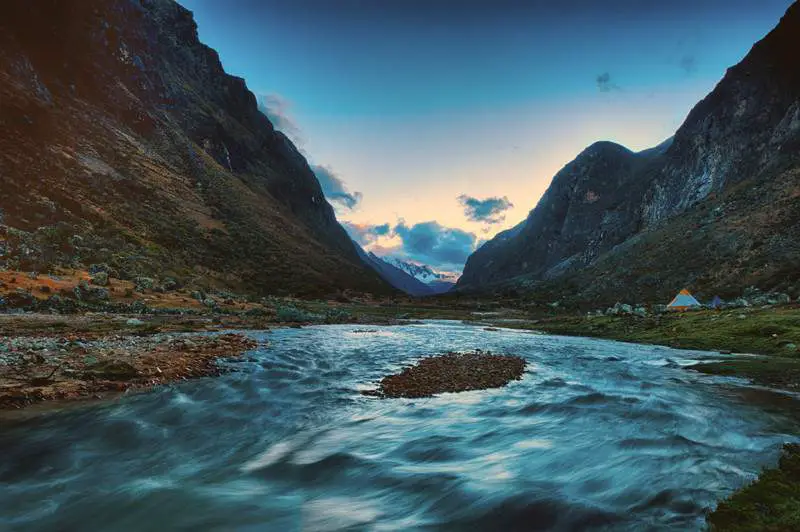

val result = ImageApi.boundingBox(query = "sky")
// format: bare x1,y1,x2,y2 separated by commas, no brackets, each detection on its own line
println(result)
181,0,792,274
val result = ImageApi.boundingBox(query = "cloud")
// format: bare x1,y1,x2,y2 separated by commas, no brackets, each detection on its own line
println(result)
341,221,391,246
257,93,303,144
679,55,697,75
311,165,363,210
458,194,514,224
394,220,477,270
344,218,479,271
596,72,621,92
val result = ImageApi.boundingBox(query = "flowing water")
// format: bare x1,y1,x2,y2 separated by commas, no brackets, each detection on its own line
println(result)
1,321,798,531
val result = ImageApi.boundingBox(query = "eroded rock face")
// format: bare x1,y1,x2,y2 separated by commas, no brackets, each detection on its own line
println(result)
459,3,800,301
0,0,390,297
642,3,800,227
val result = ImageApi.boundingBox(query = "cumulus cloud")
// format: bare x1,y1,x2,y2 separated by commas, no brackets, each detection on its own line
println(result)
393,220,477,270
679,55,697,75
344,218,479,271
458,194,514,224
341,221,391,246
311,165,363,210
596,72,621,92
257,93,303,143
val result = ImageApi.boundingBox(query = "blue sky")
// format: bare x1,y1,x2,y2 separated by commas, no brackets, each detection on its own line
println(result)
181,0,792,273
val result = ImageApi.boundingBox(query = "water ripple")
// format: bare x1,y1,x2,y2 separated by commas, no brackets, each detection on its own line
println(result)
0,321,798,531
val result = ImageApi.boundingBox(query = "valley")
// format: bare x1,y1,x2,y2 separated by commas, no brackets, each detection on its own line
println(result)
1,0,799,530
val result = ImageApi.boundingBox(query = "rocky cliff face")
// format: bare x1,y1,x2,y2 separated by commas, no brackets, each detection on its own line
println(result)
642,0,800,226
458,2,800,303
0,0,391,296
459,140,667,287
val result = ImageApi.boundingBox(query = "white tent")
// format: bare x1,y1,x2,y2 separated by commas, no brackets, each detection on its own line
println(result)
667,289,701,310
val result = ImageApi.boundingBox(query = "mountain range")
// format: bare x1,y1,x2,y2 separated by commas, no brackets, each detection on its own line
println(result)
353,245,456,296
457,2,800,306
0,0,392,298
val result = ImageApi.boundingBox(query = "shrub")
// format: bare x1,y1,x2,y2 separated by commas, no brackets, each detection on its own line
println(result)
275,304,320,323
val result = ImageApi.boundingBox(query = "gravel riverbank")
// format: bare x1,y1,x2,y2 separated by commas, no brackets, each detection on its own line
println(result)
0,332,257,410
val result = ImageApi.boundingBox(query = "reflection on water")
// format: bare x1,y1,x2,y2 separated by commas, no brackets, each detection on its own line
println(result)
1,321,798,531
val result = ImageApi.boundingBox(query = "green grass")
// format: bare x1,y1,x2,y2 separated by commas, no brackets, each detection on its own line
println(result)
533,307,800,356
691,358,800,391
471,306,800,392
707,444,800,531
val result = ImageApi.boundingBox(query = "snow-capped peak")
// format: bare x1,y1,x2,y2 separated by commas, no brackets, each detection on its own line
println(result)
380,256,452,284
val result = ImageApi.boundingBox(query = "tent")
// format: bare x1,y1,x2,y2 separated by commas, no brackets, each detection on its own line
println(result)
709,295,723,309
667,289,701,311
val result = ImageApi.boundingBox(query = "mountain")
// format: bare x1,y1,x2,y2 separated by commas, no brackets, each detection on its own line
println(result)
0,0,391,297
351,245,434,296
381,257,457,294
458,2,800,305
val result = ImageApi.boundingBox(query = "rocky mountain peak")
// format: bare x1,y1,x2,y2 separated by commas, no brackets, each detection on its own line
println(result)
458,1,800,303
0,0,391,296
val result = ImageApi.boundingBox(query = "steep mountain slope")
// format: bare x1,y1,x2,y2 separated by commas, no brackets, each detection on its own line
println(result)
0,0,391,297
459,140,667,287
458,2,800,304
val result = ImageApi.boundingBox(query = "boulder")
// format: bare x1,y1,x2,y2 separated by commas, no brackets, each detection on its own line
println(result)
88,263,110,275
74,280,109,303
83,360,140,381
133,276,156,292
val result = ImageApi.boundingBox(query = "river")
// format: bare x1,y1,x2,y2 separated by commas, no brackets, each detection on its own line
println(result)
1,321,798,531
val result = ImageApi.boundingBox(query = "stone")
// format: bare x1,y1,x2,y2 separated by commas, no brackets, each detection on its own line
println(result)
83,360,140,381
74,280,109,303
126,318,145,326
88,263,110,275
134,277,156,292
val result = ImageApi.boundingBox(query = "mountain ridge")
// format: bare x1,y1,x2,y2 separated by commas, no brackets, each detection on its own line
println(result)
458,2,800,304
0,0,392,297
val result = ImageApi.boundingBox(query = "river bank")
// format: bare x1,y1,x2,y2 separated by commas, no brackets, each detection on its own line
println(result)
466,305,800,530
2,320,795,531
2,306,799,529
0,329,257,410
470,305,800,393
0,299,465,412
